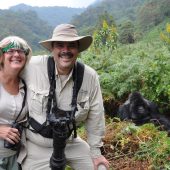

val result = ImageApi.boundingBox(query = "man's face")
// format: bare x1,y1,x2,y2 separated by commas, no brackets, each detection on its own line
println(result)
52,41,79,75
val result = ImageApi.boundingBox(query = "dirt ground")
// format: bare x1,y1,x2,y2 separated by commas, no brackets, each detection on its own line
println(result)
102,144,150,170
102,112,152,170
102,127,152,170
100,99,170,170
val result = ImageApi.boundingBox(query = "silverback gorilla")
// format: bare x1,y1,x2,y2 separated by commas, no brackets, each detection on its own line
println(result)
117,92,170,132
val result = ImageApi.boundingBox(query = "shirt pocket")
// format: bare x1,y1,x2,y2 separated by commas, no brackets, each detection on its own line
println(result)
29,88,49,115
76,94,90,122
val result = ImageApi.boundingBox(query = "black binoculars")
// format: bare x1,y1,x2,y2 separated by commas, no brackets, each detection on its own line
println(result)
4,122,23,151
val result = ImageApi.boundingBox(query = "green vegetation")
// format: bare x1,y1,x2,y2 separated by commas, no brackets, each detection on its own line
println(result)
75,117,170,169
1,0,170,54
0,1,170,167
78,17,170,168
10,4,85,27
160,23,170,50
80,29,170,113
71,0,170,36
0,10,52,52
92,20,118,53
103,118,170,169
71,0,145,35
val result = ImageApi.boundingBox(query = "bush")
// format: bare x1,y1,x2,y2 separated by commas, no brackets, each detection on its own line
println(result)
80,41,170,113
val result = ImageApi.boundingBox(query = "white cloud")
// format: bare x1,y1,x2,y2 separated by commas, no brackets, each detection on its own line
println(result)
0,0,96,9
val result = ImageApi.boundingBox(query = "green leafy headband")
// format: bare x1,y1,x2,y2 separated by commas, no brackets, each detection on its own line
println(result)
1,41,23,53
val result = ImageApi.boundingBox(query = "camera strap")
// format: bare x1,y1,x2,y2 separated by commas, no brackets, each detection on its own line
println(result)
28,56,84,138
71,59,84,137
46,56,84,138
47,56,84,108
14,78,27,123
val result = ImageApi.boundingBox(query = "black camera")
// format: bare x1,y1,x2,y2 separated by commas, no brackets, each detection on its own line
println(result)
4,122,23,151
48,108,74,170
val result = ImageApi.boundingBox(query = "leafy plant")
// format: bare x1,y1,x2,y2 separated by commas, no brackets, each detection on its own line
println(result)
81,39,170,112
103,119,170,169
92,19,118,53
160,23,170,50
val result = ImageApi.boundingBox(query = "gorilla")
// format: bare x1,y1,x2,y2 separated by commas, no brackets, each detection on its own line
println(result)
117,92,170,132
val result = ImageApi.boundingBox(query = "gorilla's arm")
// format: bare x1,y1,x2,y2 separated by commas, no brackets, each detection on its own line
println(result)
117,103,131,120
149,102,170,131
117,92,170,132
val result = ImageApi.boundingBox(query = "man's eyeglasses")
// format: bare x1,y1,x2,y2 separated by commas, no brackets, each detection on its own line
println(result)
5,49,26,55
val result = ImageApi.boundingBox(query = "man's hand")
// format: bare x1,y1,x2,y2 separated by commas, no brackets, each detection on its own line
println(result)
93,155,110,170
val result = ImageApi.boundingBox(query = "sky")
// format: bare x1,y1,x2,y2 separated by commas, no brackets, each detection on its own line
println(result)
0,0,97,9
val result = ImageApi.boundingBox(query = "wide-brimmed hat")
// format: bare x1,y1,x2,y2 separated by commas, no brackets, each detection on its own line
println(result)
39,24,93,52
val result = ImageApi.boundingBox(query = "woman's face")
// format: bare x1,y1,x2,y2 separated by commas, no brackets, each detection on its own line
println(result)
2,48,26,73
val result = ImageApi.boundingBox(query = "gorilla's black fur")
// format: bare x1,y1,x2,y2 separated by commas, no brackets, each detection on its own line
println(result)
117,92,170,132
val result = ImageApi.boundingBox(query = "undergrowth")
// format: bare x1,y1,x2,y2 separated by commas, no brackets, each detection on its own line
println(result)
103,118,170,169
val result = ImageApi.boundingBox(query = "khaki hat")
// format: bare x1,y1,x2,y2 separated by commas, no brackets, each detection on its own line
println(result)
39,24,93,52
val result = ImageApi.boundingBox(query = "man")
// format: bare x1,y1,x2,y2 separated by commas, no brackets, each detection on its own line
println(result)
20,24,109,170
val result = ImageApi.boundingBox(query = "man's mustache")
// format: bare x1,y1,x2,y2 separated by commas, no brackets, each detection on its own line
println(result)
59,51,73,58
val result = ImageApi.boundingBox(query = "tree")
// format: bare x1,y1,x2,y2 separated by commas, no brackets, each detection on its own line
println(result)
119,21,135,44
160,23,170,50
92,12,118,53
137,0,170,31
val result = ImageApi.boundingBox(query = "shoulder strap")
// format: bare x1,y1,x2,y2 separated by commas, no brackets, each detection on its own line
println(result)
47,56,55,84
71,61,85,107
76,61,85,97
47,57,85,107
46,57,85,138
46,56,56,115
15,79,27,123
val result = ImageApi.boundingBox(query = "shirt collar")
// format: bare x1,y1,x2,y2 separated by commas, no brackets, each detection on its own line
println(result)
55,64,74,81
19,79,25,94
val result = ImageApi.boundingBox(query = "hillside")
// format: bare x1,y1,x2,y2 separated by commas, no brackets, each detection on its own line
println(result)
0,0,170,52
0,3,85,53
71,0,170,35
10,4,85,27
0,1,170,169
0,9,52,52
71,0,144,34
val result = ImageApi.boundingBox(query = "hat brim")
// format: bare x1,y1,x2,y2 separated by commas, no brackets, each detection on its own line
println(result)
39,36,92,52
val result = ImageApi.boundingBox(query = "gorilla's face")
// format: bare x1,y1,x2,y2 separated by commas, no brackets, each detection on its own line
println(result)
129,99,150,123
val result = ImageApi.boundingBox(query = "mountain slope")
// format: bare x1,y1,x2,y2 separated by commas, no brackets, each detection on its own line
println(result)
0,9,52,51
10,4,85,27
71,0,170,36
71,0,144,34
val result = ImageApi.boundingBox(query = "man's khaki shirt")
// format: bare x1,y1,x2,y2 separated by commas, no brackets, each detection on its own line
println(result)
22,55,105,157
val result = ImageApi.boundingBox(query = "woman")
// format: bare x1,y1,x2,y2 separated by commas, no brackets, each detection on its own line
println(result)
0,36,31,170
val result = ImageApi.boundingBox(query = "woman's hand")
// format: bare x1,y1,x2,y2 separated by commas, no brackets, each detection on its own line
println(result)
0,125,20,144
